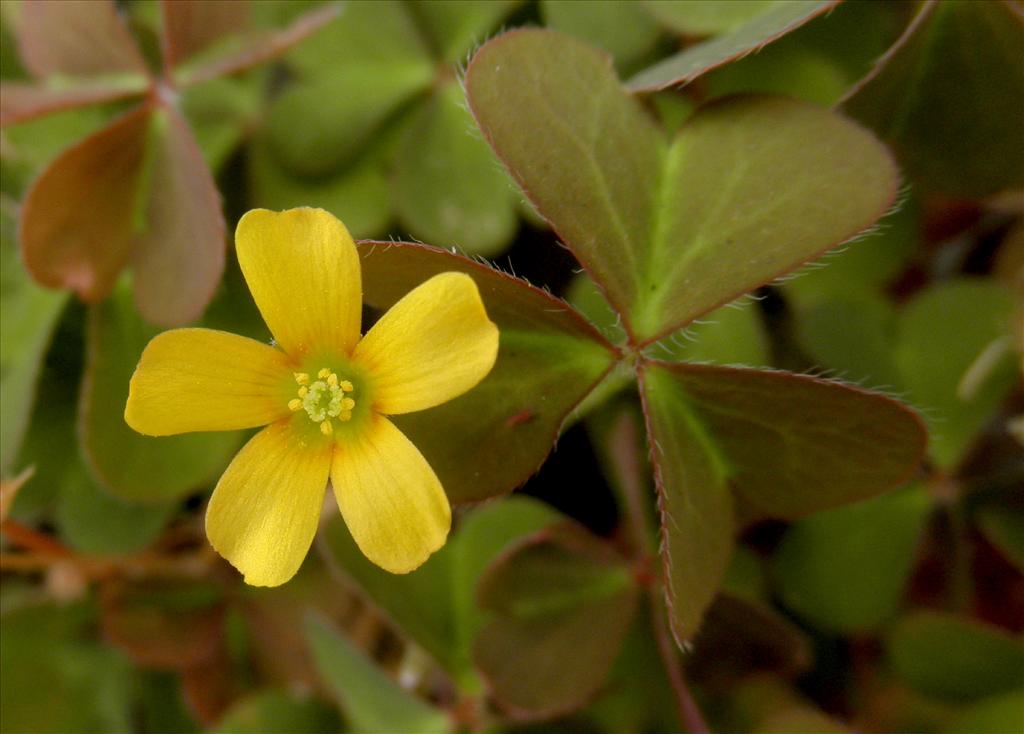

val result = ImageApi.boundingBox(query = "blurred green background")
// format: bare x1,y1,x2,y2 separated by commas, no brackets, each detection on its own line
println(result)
1,1,1022,733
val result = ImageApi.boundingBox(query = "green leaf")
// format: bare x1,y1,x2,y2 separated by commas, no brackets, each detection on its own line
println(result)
942,691,1024,734
640,362,735,642
894,279,1018,469
976,505,1024,573
794,291,902,389
358,240,617,503
641,0,776,35
305,614,451,734
467,31,898,343
407,0,522,64
79,283,241,501
627,1,837,91
55,462,176,554
784,197,919,306
284,0,432,79
318,495,560,690
699,0,910,107
248,133,392,240
212,690,340,734
179,75,263,174
393,82,518,256
888,611,1024,701
0,228,68,474
842,0,1024,198
541,0,662,70
772,485,931,632
265,62,432,177
473,523,638,717
1,599,133,734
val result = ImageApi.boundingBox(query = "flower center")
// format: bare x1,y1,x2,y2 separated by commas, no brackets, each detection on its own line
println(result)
288,368,355,436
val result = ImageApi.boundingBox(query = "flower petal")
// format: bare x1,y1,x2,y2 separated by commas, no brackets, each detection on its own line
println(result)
354,272,498,415
235,208,361,359
206,421,332,586
125,328,291,436
331,416,450,574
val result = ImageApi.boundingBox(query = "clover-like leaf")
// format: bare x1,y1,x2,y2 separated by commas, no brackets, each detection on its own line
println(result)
0,224,67,474
131,103,226,327
358,240,617,503
159,0,250,71
641,360,926,640
467,30,898,344
473,522,638,718
772,485,931,633
319,495,560,691
16,0,148,79
20,105,150,305
393,82,518,257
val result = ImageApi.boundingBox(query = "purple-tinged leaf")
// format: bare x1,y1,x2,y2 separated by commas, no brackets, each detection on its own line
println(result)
160,0,250,71
0,80,146,128
16,0,148,78
467,30,898,343
627,0,837,92
646,362,927,519
639,362,735,643
174,4,340,88
473,522,638,718
357,240,618,503
640,360,926,641
131,102,226,327
20,104,150,303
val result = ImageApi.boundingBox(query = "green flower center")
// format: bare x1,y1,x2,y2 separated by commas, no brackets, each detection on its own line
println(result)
288,368,355,436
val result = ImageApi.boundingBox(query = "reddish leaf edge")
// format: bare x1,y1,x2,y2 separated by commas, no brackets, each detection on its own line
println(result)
0,81,146,128
633,93,903,349
17,103,152,303
837,0,938,110
174,3,341,89
131,97,228,328
634,362,735,649
464,28,646,345
472,521,639,722
466,30,901,349
640,359,930,509
625,0,841,93
635,359,928,645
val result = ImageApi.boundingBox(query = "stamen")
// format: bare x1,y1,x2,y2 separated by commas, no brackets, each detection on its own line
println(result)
292,366,357,430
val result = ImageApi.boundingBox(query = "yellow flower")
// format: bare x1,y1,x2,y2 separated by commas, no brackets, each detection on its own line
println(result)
124,208,499,585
